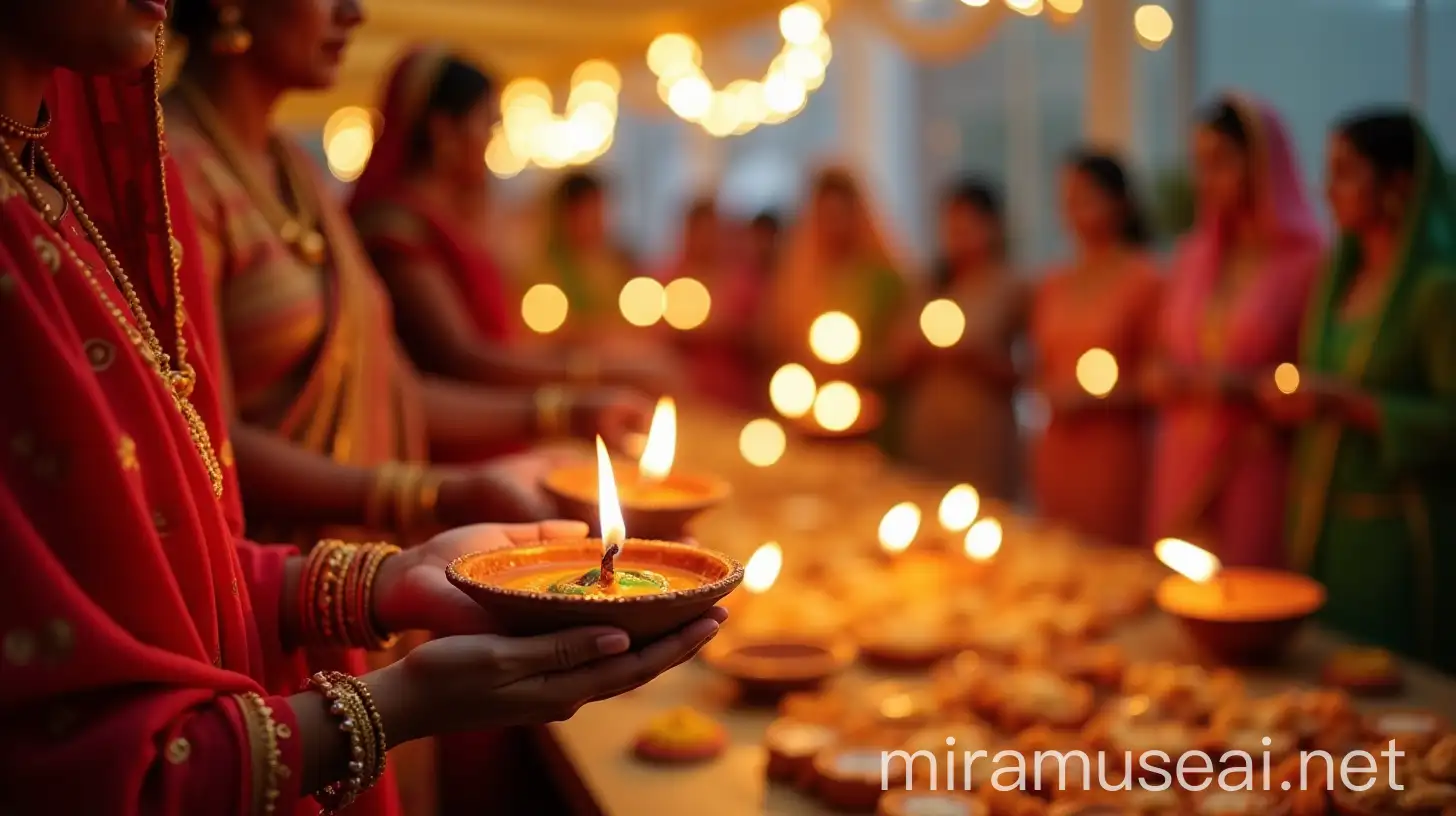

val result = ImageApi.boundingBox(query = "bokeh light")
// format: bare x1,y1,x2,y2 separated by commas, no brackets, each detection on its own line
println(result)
812,380,862,432
1134,4,1174,48
521,284,569,334
663,277,712,329
1274,363,1301,395
808,311,861,365
769,363,817,419
920,299,966,348
619,277,667,327
1075,348,1119,398
739,418,788,467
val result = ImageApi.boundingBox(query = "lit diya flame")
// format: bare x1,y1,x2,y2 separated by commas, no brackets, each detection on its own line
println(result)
1155,537,1221,583
596,435,627,587
963,517,1002,562
639,396,676,483
938,483,981,532
769,363,817,419
1076,348,1119,397
808,311,861,364
1274,363,1300,395
743,542,784,594
878,502,921,555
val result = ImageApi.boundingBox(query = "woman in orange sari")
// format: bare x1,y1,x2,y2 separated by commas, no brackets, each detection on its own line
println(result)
350,49,671,443
1032,151,1163,546
163,1,649,545
0,9,720,816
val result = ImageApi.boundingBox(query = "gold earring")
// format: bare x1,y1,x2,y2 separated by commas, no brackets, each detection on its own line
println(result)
211,5,253,55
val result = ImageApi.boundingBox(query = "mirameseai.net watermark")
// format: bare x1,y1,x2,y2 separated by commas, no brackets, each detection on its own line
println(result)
878,739,1407,793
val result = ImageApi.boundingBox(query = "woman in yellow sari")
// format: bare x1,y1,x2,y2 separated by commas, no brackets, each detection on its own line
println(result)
164,3,647,546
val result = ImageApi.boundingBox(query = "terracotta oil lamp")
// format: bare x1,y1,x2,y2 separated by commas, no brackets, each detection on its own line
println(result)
1154,538,1325,666
543,396,730,540
702,542,855,700
448,436,743,642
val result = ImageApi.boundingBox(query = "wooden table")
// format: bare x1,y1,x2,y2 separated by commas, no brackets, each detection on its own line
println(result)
547,407,1456,815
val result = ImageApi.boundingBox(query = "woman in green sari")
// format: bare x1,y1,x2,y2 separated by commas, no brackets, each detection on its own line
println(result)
1262,110,1456,672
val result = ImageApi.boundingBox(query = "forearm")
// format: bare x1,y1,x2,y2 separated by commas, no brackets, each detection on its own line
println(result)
231,423,374,529
421,377,539,449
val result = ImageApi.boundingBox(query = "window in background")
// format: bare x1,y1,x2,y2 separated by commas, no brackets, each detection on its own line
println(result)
1197,0,1412,216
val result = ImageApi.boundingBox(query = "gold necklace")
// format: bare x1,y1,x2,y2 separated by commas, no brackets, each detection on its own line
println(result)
0,64,224,498
172,80,328,266
0,103,52,178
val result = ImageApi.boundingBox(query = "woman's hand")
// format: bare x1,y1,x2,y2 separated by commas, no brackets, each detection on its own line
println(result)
434,449,583,526
372,521,590,636
569,387,654,450
365,609,728,744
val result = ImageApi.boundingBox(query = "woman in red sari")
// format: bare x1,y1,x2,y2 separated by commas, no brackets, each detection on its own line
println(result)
350,48,671,428
0,9,721,815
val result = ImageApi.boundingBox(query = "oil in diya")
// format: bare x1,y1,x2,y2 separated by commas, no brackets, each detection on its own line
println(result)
541,396,730,540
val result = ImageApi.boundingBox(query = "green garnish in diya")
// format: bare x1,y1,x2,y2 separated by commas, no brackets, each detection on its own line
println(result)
543,535,673,596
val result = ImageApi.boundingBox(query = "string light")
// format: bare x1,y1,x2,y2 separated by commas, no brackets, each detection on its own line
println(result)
487,61,621,177
648,2,831,138
1134,4,1174,49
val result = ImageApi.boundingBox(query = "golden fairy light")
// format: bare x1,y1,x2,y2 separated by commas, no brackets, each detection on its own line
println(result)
323,106,374,182
663,277,712,330
619,277,666,327
920,299,966,348
964,517,1003,562
1047,0,1083,11
1076,348,1119,398
938,484,981,532
769,363,817,418
521,283,569,334
638,397,676,483
739,418,787,468
811,381,861,432
743,542,784,594
878,502,921,555
1005,0,1044,14
1274,363,1301,395
779,3,824,45
1134,4,1174,49
808,311,861,365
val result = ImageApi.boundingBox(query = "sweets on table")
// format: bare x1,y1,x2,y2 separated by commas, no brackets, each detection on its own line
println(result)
632,707,727,763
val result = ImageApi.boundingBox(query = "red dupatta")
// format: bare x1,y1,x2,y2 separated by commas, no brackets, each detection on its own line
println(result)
0,43,311,815
350,47,514,343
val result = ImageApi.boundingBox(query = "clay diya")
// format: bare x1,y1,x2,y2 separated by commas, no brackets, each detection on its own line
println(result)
448,437,742,642
765,717,840,786
877,791,986,816
1154,539,1325,665
542,398,730,540
702,635,856,700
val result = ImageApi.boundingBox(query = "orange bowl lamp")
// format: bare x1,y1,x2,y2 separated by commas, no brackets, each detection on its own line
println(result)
1154,538,1325,666
542,397,730,540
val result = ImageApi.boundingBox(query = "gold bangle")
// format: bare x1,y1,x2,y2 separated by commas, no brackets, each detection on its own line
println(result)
300,540,349,647
308,672,387,814
234,692,284,816
391,464,425,539
364,462,401,532
415,470,444,532
534,386,570,438
348,543,401,650
303,541,400,649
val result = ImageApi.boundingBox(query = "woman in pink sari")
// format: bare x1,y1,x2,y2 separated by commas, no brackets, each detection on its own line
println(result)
1149,96,1324,566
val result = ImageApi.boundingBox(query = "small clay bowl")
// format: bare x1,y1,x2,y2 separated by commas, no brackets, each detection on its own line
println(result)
701,635,856,699
1156,569,1325,666
877,790,986,816
446,538,743,643
542,464,731,541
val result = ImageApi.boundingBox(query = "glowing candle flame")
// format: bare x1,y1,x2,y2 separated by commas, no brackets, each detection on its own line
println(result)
937,483,981,532
808,311,861,364
1155,538,1221,583
1076,348,1119,397
639,396,676,482
1274,363,1300,395
878,502,921,555
769,363,817,418
743,542,784,594
963,517,1003,561
596,435,626,555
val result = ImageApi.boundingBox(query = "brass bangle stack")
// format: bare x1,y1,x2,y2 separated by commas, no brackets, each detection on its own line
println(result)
300,540,401,650
364,461,444,537
307,672,387,815
234,692,286,816
534,385,573,438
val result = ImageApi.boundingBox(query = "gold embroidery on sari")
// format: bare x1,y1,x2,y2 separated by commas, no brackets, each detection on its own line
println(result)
3,628,36,666
118,435,139,470
84,338,115,371
32,236,59,273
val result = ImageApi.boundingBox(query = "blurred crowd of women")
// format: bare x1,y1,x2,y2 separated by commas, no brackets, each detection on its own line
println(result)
2,1,1454,814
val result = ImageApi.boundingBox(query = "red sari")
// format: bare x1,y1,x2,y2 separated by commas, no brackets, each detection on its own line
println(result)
0,60,334,814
